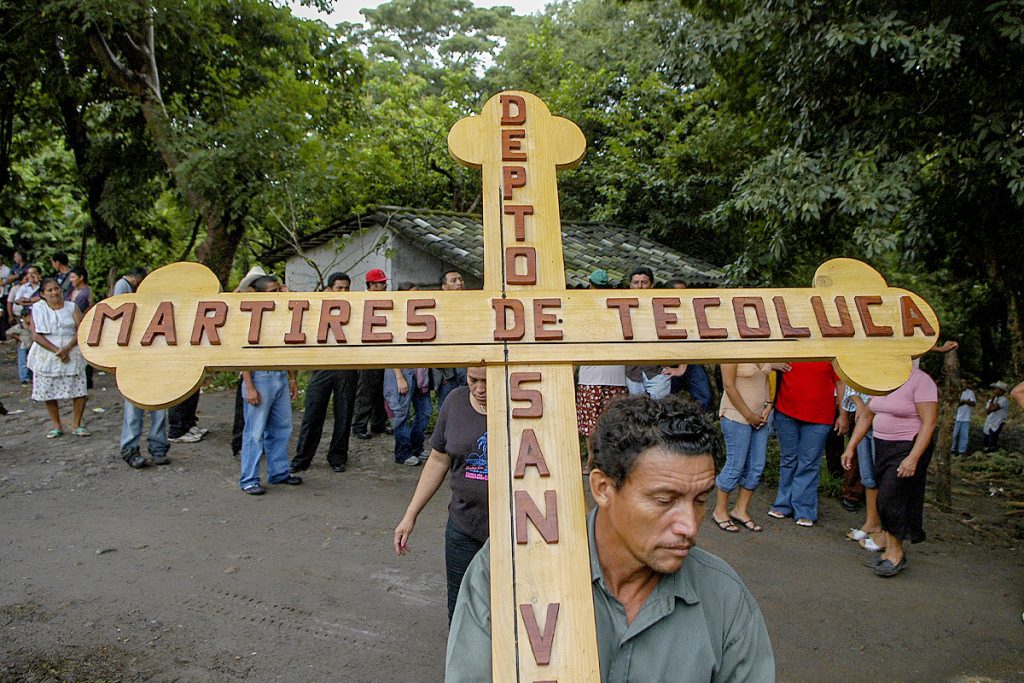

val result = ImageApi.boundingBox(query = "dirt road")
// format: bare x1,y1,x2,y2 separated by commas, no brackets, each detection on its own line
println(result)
1,361,1022,681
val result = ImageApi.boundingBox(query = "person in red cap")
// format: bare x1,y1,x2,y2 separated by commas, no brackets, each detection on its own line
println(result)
352,268,391,439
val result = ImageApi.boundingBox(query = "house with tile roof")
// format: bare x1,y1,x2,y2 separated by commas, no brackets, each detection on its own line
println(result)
263,206,726,291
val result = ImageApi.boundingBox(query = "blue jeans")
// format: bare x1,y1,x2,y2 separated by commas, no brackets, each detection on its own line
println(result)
384,369,432,463
671,365,714,411
436,368,467,411
771,411,833,521
17,346,32,382
626,370,671,399
120,402,169,456
952,420,970,454
857,430,877,489
240,371,293,489
717,416,770,492
445,519,485,625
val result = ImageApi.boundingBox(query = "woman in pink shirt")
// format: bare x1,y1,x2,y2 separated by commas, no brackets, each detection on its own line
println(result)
842,367,938,577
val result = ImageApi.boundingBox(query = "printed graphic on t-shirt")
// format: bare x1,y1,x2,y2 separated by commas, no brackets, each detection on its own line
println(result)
465,433,488,480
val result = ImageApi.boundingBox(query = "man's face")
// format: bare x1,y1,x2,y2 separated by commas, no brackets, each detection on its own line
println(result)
593,448,715,575
467,366,487,409
26,267,40,283
331,279,350,292
126,275,139,287
629,273,652,289
442,271,464,290
366,281,387,292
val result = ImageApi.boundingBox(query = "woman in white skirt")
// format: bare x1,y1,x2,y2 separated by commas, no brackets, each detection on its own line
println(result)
27,277,89,437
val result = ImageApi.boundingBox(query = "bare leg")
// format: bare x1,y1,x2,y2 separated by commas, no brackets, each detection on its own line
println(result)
732,487,756,520
861,487,881,533
44,400,63,431
713,489,732,522
881,533,904,564
71,396,87,429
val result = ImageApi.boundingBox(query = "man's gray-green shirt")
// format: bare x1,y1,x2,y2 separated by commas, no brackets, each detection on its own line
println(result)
445,508,775,682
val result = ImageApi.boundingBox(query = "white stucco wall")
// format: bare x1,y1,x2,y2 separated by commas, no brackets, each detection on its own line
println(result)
284,228,482,291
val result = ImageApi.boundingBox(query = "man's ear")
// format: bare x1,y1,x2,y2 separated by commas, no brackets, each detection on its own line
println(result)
589,469,615,508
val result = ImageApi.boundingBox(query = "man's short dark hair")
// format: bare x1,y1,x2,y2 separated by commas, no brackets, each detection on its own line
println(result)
440,269,461,286
52,252,69,266
590,395,718,488
71,265,88,281
327,271,350,288
669,278,688,288
128,267,147,279
250,275,279,292
628,267,655,286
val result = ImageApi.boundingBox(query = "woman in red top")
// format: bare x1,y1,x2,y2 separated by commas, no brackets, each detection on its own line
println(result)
768,362,847,526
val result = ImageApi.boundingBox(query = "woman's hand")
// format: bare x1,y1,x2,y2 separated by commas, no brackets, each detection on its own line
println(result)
56,346,70,363
770,363,792,373
394,516,415,555
745,410,766,428
841,448,855,471
897,456,919,478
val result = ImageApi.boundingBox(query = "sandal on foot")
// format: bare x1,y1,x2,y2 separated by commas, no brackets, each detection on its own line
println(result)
795,518,814,527
860,537,884,552
767,509,788,519
712,515,740,533
847,528,868,542
73,426,90,437
730,516,763,532
46,429,63,439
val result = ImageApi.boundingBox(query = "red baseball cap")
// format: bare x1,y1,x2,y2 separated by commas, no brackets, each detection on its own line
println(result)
365,268,388,283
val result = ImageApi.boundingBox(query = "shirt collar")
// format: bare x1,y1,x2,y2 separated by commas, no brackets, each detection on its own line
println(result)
586,507,701,606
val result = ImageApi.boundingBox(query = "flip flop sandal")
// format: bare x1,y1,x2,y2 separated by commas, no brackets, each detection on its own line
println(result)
847,528,869,542
712,516,740,533
730,516,763,532
46,429,63,439
73,427,90,437
861,537,884,552
767,509,788,519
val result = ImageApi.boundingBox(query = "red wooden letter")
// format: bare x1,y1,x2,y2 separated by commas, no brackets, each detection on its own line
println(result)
510,371,543,417
855,295,893,337
316,300,350,344
87,302,136,346
733,296,771,338
505,246,537,285
811,296,855,337
652,297,688,339
284,300,309,344
502,129,527,161
406,299,437,342
693,297,728,339
520,603,560,666
606,298,639,340
513,429,550,478
361,300,394,343
190,302,227,345
240,300,276,344
140,301,176,346
500,94,527,125
504,204,534,241
502,166,527,200
773,296,811,338
493,299,526,341
514,489,559,544
533,298,563,340
900,296,935,337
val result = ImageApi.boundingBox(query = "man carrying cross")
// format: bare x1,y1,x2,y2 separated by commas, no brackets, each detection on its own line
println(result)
445,395,775,682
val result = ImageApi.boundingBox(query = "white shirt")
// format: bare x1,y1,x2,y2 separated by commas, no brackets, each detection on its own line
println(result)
955,389,976,422
984,395,1009,433
577,365,627,387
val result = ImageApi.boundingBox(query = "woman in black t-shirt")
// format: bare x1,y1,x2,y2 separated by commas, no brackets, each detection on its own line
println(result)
394,366,489,623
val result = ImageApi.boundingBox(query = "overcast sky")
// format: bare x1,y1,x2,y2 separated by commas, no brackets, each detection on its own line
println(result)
289,0,552,26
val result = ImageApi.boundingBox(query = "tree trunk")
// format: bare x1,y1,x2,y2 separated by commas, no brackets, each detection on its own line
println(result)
932,348,960,510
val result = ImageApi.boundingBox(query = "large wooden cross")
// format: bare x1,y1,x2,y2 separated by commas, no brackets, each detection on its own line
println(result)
79,91,939,681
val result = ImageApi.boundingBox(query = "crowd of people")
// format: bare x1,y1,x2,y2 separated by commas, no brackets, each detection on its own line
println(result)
3,252,1023,612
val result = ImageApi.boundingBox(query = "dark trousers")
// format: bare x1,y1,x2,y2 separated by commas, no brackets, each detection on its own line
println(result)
293,370,358,469
983,425,1003,451
875,438,933,543
445,519,485,625
670,364,714,412
352,369,387,435
232,380,245,457
169,391,200,438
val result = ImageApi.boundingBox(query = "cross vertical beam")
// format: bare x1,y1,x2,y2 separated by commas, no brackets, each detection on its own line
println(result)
449,92,600,680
